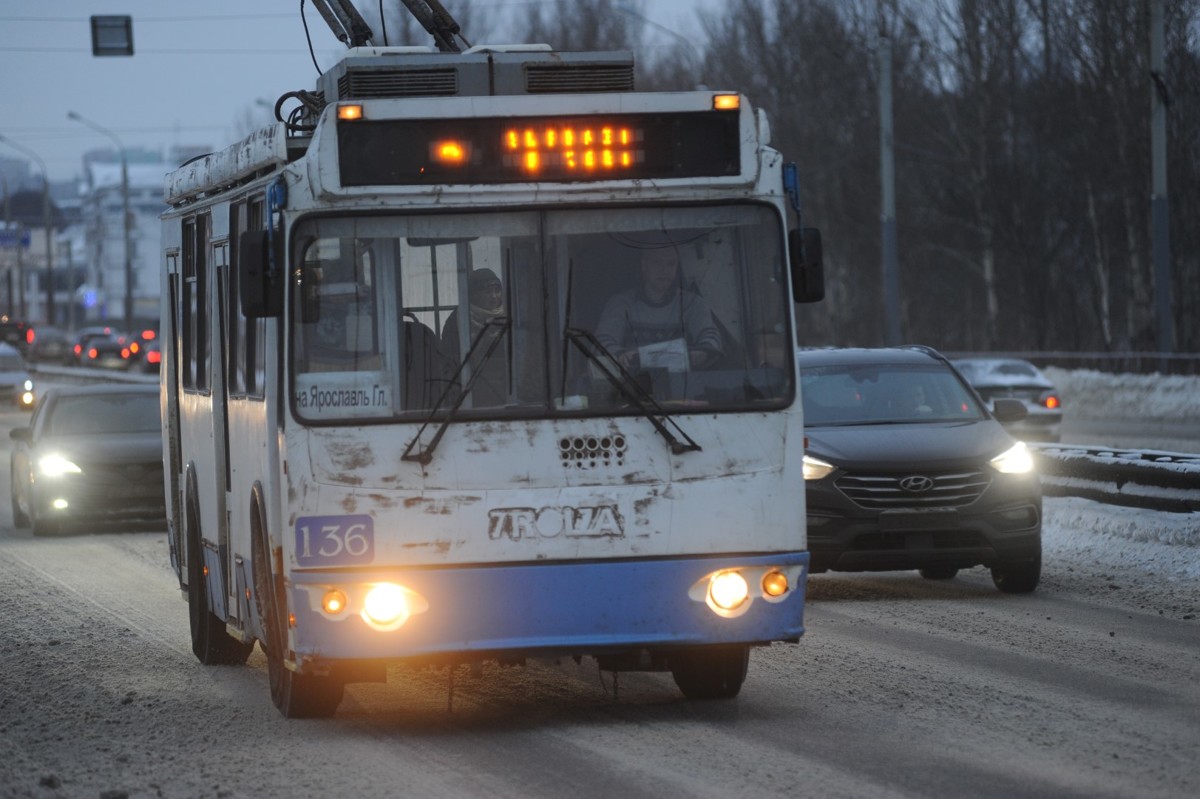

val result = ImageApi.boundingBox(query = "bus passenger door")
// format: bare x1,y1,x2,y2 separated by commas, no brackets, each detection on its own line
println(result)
211,241,235,622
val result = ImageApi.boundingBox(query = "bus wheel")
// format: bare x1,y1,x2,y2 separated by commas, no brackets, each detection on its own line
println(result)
670,645,750,700
186,500,253,666
251,519,344,719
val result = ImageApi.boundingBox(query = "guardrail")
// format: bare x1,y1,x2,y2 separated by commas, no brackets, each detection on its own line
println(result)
31,365,1199,514
1032,444,1200,514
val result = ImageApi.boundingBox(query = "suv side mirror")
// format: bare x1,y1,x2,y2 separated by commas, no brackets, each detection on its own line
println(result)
790,227,825,303
10,427,31,444
992,398,1028,423
239,230,283,318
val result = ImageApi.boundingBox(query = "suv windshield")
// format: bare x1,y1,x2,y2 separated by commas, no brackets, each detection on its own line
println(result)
801,362,986,426
290,204,793,423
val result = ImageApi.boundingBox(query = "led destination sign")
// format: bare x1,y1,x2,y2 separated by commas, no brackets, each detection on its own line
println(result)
337,111,741,186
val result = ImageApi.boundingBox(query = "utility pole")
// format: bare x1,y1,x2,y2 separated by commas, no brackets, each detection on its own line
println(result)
69,111,134,332
1149,0,1174,365
879,35,901,346
0,134,53,325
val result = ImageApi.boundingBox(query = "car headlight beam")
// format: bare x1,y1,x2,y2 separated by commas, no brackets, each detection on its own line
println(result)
803,454,836,481
991,441,1034,474
38,453,82,478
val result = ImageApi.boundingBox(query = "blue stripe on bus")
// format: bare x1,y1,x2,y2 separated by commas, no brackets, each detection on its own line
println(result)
287,551,808,661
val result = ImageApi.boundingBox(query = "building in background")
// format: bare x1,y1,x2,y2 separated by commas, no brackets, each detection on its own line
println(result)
74,145,208,329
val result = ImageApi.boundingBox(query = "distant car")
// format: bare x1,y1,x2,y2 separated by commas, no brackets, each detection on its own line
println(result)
798,346,1043,593
25,326,72,365
0,343,35,409
951,357,1063,443
123,327,160,372
79,334,135,370
10,384,165,536
0,317,30,353
65,326,118,366
137,339,162,373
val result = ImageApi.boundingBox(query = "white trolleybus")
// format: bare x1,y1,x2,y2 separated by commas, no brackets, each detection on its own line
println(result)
161,1,825,717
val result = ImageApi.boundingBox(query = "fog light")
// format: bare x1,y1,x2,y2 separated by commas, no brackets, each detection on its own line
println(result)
762,570,789,597
321,589,348,615
52,498,69,510
708,571,749,611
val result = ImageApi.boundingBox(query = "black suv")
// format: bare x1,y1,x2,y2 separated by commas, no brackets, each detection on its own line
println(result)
798,346,1042,593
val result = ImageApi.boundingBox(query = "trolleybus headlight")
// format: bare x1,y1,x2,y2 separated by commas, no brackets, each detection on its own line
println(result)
321,589,348,615
708,571,749,611
359,582,430,631
363,583,409,628
761,570,789,598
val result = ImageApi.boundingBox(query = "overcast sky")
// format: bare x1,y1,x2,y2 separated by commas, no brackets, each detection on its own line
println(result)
0,0,716,183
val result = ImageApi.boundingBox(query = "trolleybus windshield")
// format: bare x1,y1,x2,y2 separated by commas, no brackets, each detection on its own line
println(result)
290,203,792,423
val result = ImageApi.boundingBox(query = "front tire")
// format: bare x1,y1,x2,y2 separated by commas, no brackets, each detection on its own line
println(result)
670,645,750,700
991,556,1041,594
252,509,344,718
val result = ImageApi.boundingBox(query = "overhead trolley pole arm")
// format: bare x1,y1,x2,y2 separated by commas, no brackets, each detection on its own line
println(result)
310,0,375,47
400,0,470,52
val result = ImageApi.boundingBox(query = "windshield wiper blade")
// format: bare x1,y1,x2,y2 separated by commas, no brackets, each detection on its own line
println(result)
563,327,701,455
402,316,510,465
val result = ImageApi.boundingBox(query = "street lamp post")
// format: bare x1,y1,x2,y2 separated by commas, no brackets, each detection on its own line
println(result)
0,134,53,325
68,111,134,333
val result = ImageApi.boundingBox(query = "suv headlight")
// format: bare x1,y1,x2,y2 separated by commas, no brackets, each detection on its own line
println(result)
990,441,1033,474
803,454,836,481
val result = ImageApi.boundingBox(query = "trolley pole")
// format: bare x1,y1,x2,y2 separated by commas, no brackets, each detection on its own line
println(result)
1149,0,1174,366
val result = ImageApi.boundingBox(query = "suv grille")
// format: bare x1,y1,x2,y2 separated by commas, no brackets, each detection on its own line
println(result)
835,470,990,509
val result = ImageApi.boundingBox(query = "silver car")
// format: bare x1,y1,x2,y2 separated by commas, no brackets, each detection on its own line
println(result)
951,358,1062,443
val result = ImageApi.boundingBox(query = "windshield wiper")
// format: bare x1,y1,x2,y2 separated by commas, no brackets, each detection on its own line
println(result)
402,315,510,465
563,327,701,456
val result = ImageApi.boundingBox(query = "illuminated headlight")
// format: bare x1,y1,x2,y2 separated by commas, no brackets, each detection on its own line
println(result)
22,379,33,391
38,453,82,478
688,565,803,619
708,571,749,611
803,454,836,481
990,441,1034,474
321,589,348,615
360,583,429,631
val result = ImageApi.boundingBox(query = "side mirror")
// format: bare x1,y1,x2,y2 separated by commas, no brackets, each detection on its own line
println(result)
10,427,31,444
992,398,1029,423
789,227,825,303
238,230,283,318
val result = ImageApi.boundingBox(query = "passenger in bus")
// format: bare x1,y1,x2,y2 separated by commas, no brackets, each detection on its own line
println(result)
441,268,508,406
594,246,723,372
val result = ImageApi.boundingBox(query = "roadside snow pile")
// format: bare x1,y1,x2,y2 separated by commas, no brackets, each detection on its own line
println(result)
1046,496,1200,582
1044,367,1200,422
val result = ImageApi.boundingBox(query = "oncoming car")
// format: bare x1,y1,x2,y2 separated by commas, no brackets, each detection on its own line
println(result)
951,357,1063,443
798,346,1043,593
10,384,165,536
0,343,35,409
